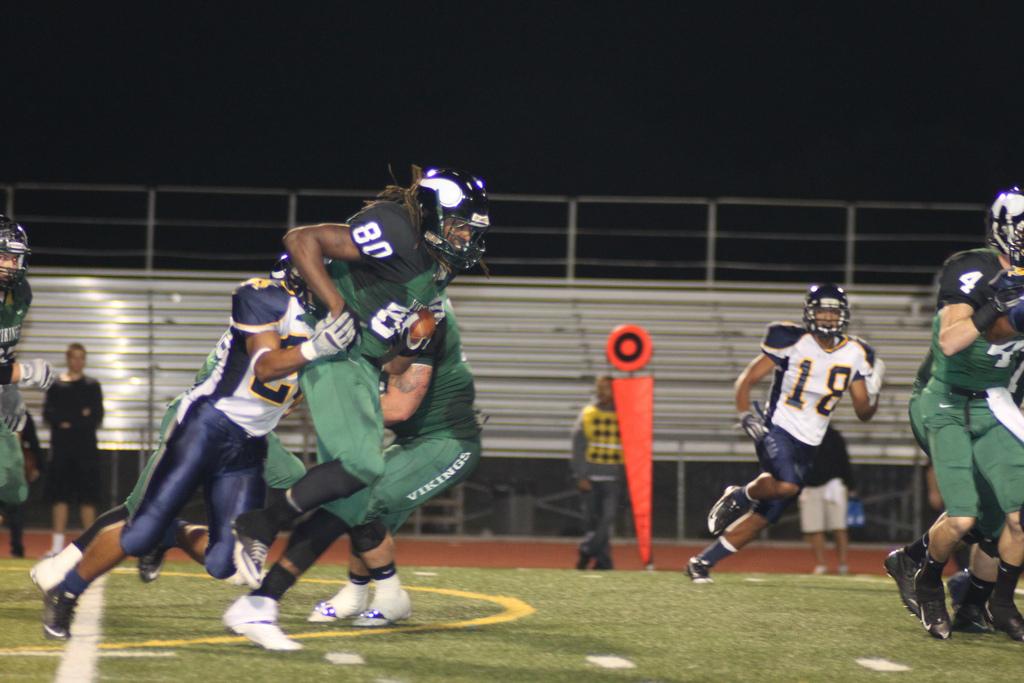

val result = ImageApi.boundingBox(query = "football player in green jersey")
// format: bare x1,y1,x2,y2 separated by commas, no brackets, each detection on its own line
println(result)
0,216,56,511
225,297,483,650
911,188,1024,641
232,167,488,588
885,348,1020,633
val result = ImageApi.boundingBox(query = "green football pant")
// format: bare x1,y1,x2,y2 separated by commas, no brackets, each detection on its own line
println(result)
0,422,26,506
323,434,482,533
922,379,1024,538
908,391,930,458
263,432,308,489
299,355,385,486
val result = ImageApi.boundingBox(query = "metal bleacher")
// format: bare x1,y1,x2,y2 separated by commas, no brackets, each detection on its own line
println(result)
16,270,933,468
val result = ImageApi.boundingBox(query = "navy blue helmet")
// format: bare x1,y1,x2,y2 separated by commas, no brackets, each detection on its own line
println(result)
803,283,850,339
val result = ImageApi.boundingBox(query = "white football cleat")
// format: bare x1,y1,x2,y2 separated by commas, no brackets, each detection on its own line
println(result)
231,536,267,590
225,570,251,587
308,583,370,623
352,588,412,628
224,595,302,651
31,545,83,593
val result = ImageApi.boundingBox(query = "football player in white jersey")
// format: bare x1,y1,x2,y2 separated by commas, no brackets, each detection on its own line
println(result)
40,260,357,640
686,283,884,582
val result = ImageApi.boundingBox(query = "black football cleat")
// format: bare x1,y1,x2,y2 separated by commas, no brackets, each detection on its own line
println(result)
914,568,951,640
138,545,168,583
987,601,1024,642
707,485,752,536
685,557,713,584
883,549,920,618
42,588,78,640
951,602,995,634
575,551,591,570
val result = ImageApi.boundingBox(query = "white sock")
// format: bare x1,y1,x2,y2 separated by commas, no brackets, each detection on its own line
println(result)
51,533,65,554
374,574,402,598
742,484,757,502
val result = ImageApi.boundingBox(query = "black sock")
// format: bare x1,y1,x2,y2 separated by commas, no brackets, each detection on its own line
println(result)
962,574,995,607
264,494,302,530
368,562,396,582
253,564,297,601
919,552,946,584
287,461,367,512
903,532,929,564
992,560,1023,606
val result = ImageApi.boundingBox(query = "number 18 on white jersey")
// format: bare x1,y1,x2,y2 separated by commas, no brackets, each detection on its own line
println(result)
760,322,875,447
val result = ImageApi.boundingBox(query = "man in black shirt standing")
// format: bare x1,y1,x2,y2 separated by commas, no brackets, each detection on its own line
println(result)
798,425,856,575
43,343,103,556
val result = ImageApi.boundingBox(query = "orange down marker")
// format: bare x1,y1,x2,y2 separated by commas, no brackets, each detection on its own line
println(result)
607,325,654,568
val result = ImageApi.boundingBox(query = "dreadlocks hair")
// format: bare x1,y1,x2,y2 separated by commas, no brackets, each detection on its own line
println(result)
364,164,424,232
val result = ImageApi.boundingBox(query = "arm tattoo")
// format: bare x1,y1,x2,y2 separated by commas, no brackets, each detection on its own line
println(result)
391,365,430,394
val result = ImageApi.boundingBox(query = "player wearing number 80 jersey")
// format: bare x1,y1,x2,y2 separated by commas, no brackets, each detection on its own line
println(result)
686,283,881,584
232,167,490,589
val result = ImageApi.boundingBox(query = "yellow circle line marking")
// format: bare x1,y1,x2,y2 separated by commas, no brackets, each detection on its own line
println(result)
1,567,535,654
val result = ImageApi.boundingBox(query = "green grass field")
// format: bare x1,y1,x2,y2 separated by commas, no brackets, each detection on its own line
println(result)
1,558,1022,682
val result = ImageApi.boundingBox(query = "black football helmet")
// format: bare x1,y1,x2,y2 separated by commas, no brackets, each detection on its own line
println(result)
988,187,1024,269
803,283,850,340
417,168,490,272
0,216,29,288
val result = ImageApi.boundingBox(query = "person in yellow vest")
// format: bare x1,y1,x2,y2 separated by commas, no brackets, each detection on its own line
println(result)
571,375,624,570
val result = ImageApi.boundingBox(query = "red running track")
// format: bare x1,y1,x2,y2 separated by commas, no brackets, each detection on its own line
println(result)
1,530,896,575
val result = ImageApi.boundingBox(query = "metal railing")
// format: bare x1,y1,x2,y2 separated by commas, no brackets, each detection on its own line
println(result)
2,182,984,285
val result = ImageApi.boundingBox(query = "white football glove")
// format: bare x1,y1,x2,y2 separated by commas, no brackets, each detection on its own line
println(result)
300,310,359,361
865,357,886,399
0,385,26,432
737,410,767,444
428,296,446,325
18,358,54,390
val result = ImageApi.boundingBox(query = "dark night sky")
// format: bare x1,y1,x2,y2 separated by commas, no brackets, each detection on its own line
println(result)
5,4,1024,202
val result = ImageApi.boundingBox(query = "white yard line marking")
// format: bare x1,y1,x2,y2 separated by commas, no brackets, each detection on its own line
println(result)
744,578,766,582
855,657,911,672
583,574,604,579
413,571,438,577
586,655,636,669
55,576,107,683
325,652,366,665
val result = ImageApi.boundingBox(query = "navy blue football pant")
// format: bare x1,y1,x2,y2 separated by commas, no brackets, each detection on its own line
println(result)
751,425,816,524
120,398,266,579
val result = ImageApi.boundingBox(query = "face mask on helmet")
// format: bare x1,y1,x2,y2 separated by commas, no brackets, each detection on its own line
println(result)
803,283,850,340
270,254,315,312
417,168,489,273
988,187,1024,271
0,217,30,288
